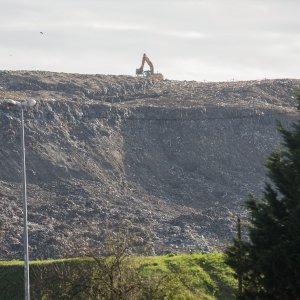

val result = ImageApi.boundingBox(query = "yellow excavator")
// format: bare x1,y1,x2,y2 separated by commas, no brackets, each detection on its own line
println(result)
136,53,164,80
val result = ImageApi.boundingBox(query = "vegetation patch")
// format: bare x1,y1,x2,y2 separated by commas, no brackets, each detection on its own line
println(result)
0,253,236,299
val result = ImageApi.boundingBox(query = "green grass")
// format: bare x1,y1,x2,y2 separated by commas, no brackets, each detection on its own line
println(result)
138,253,236,299
0,253,236,299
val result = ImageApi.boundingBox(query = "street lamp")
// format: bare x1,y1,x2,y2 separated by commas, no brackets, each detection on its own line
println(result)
2,99,36,300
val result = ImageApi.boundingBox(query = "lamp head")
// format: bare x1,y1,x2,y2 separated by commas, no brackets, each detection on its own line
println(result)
21,99,36,107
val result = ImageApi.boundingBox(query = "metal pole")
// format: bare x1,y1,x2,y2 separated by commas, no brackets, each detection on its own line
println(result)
21,107,30,300
237,217,243,295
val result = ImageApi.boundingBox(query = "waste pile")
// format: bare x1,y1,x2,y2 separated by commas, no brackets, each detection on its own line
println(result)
0,71,299,259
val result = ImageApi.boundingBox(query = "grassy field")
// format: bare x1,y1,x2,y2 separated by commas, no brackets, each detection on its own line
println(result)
0,253,236,299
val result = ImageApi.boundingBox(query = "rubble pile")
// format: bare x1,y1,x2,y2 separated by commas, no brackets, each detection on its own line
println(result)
0,71,299,259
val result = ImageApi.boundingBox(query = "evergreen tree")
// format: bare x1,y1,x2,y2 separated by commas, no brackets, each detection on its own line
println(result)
226,91,300,299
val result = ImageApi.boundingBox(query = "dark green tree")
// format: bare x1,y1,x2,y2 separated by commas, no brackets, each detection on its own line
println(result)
226,91,300,299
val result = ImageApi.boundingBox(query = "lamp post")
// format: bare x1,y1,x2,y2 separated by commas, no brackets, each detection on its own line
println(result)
2,99,36,300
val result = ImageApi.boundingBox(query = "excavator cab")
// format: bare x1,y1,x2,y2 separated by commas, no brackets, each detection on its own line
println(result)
136,53,164,80
143,70,152,77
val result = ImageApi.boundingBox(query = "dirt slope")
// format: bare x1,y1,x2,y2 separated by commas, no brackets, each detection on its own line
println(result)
0,71,299,258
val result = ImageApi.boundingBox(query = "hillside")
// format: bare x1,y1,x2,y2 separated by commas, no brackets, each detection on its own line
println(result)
0,71,299,259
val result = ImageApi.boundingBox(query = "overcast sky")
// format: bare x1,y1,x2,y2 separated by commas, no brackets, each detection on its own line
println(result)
0,0,299,81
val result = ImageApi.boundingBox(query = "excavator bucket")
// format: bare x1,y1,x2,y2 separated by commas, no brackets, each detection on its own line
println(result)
136,68,143,75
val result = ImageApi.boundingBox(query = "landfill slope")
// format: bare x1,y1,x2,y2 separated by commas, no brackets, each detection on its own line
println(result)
0,71,299,259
